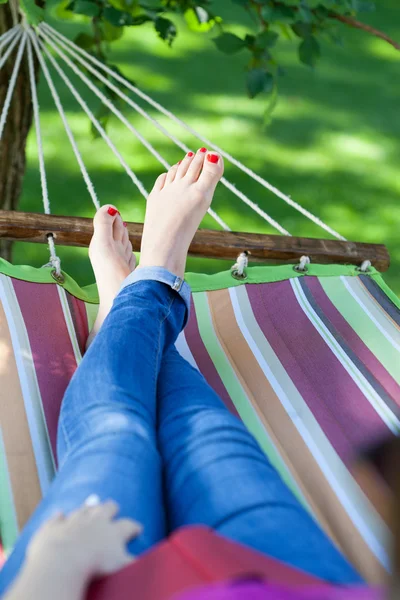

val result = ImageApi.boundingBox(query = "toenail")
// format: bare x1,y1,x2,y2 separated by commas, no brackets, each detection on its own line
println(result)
187,151,194,157
123,222,127,227
107,207,118,216
207,154,219,164
199,147,207,153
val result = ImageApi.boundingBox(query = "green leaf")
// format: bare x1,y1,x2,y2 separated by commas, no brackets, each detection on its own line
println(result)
70,0,100,17
299,36,321,67
263,82,279,126
103,6,147,26
91,102,112,139
101,22,124,42
0,0,9,5
291,22,313,38
255,30,279,50
261,4,296,24
213,32,246,55
154,17,177,45
74,32,96,49
184,7,217,32
19,0,44,24
247,68,274,99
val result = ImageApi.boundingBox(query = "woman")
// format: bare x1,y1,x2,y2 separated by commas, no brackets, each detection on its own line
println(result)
0,149,377,599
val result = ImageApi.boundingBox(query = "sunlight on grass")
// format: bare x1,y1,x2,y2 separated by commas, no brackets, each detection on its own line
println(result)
13,2,400,296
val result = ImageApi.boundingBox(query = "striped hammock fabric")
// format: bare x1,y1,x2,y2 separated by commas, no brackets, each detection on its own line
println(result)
0,259,399,584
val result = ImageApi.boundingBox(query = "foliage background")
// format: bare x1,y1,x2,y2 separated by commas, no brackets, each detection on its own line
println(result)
11,0,400,294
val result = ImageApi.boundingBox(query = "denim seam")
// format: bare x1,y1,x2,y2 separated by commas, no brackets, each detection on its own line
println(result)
153,294,175,404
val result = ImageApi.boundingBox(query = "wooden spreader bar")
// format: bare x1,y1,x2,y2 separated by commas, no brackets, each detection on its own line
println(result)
0,210,390,272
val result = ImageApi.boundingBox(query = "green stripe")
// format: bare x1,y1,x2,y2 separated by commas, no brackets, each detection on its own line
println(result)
58,288,82,365
371,271,400,311
320,276,400,386
85,302,99,332
193,291,302,500
292,278,399,432
234,285,389,547
0,429,19,555
0,258,368,301
348,278,400,347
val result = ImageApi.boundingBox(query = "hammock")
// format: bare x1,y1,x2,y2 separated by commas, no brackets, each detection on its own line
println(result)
0,21,399,586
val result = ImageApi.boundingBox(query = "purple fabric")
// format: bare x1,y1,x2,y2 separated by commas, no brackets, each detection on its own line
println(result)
175,582,382,600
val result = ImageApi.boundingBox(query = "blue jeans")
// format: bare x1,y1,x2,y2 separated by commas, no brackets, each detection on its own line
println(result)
0,268,362,596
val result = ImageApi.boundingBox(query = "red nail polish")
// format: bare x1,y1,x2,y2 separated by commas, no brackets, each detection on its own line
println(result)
199,147,207,153
123,222,127,227
107,207,118,216
187,151,194,157
207,154,219,164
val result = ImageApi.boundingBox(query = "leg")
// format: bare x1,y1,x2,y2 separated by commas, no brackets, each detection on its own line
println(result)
0,148,224,595
158,347,363,584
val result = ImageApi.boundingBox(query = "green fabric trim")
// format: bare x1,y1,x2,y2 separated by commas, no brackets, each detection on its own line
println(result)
1,258,397,306
369,270,400,310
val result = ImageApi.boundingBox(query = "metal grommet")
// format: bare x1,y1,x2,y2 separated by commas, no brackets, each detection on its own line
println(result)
231,268,248,281
356,260,372,274
293,264,309,273
51,269,65,284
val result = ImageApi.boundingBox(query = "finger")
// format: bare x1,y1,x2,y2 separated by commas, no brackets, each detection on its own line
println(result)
120,552,137,569
96,500,120,520
84,494,101,507
115,519,143,541
40,511,65,530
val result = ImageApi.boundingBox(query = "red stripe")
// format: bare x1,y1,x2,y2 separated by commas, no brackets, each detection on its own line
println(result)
247,281,389,463
12,279,79,465
185,296,238,417
66,292,89,356
306,277,400,407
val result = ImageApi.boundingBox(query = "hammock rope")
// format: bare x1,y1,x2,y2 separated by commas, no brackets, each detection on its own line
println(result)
37,26,231,232
0,23,351,273
37,36,150,201
28,29,100,210
39,23,290,237
41,22,345,242
0,30,25,141
27,30,62,276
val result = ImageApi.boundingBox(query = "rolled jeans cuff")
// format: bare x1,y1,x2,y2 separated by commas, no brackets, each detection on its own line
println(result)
119,266,191,325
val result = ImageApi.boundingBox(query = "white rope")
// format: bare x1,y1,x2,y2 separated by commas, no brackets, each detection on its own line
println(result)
27,33,50,214
28,29,100,210
295,255,310,272
360,260,371,272
231,251,249,278
39,24,286,235
0,25,19,50
47,234,62,277
41,22,345,241
37,36,149,199
38,26,230,231
0,27,22,71
27,33,62,276
0,31,25,141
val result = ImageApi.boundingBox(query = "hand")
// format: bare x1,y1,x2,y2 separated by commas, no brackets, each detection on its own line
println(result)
26,499,142,581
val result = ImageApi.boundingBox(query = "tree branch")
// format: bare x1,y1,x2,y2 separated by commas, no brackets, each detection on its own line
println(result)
329,12,400,52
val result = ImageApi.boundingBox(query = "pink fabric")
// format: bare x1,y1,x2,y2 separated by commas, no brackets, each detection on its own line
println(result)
175,582,383,600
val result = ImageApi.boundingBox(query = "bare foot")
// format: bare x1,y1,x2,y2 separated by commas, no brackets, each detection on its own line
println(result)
139,149,224,277
87,205,136,348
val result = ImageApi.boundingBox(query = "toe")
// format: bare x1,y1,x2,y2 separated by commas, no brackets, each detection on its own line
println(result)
129,253,137,271
165,164,179,185
196,152,224,194
185,148,207,182
113,213,125,242
176,150,196,179
125,241,133,263
152,172,167,193
92,205,119,243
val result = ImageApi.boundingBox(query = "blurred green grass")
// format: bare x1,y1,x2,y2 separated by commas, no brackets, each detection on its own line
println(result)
12,1,400,295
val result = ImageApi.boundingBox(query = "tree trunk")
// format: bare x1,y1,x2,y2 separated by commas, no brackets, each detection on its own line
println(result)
0,3,36,261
